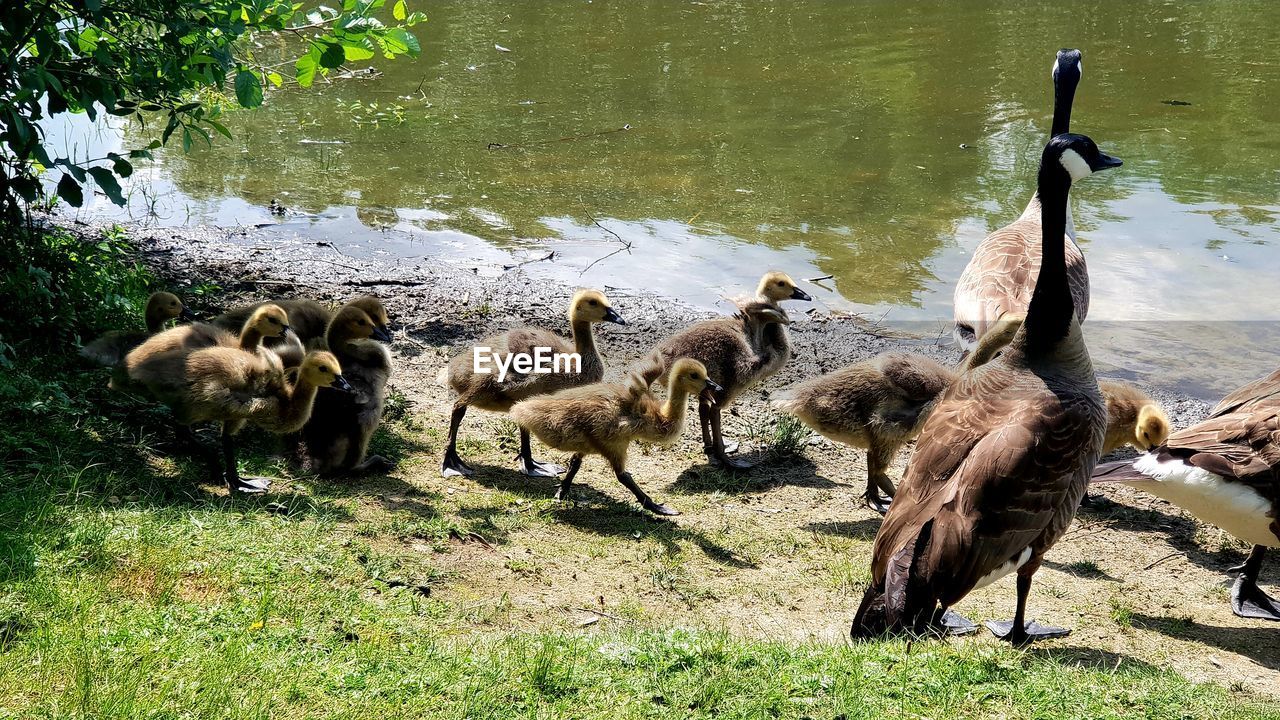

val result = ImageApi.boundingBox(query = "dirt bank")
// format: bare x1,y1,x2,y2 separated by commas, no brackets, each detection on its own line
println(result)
73,219,1277,698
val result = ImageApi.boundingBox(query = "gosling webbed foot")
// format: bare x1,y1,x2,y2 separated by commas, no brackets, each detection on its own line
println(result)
709,451,755,471
518,456,565,478
440,449,474,478
1230,575,1280,621
985,619,1070,645
863,489,893,515
642,499,680,516
355,455,395,475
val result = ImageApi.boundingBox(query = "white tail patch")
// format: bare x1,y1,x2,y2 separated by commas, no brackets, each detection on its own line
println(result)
973,547,1032,590
1058,148,1093,181
1129,455,1278,547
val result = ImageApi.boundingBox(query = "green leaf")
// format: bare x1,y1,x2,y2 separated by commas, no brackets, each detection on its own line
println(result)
206,119,233,139
112,157,134,178
295,54,318,88
87,167,125,205
234,70,264,108
319,42,346,69
267,71,284,88
383,28,420,57
56,174,83,206
343,40,376,62
393,0,406,20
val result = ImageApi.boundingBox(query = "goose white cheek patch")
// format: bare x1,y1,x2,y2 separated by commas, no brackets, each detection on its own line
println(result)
1059,148,1093,181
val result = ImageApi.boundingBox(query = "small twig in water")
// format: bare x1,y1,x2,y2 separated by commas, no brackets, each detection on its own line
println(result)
502,250,555,271
806,274,834,282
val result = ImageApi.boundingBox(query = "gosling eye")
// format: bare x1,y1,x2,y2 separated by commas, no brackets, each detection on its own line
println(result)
588,299,599,306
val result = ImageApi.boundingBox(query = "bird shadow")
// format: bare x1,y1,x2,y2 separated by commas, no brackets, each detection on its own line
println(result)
1042,558,1122,583
667,452,847,494
1027,645,1166,674
1076,491,1250,575
1131,612,1280,672
461,462,756,569
803,518,884,542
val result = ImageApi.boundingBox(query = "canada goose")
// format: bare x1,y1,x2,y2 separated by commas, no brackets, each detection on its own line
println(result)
440,289,624,478
80,291,197,369
851,133,1122,645
1099,380,1170,456
213,296,391,367
1092,369,1280,621
132,344,349,493
510,357,720,516
648,279,808,470
301,304,394,475
953,48,1088,353
774,314,1023,514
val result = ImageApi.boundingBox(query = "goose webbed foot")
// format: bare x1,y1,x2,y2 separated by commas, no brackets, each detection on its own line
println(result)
985,619,1070,645
440,449,474,477
518,455,565,478
1231,575,1280,621
227,474,272,495
933,608,978,636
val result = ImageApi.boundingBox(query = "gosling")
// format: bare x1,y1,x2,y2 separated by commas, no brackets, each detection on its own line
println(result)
648,289,804,470
301,304,394,475
80,291,197,369
439,289,624,478
773,314,1023,513
130,346,349,494
213,296,391,366
510,357,720,516
1099,380,1170,455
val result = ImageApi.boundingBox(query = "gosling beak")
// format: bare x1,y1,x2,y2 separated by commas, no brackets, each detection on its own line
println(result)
699,379,724,406
1091,152,1123,171
603,307,626,325
790,287,813,302
281,324,293,336
178,306,198,322
372,325,393,343
332,374,354,393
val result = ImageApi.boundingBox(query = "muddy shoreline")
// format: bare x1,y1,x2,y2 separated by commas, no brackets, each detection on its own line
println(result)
83,217,1214,435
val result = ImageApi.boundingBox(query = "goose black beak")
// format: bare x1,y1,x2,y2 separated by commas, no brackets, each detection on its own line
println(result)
372,325,393,343
604,307,626,325
178,307,198,322
333,374,354,393
790,288,812,301
1092,152,1123,171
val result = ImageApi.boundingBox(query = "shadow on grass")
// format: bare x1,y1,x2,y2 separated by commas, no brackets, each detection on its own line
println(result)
666,452,849,494
459,460,757,569
803,518,884,542
1030,645,1166,674
1131,612,1280,672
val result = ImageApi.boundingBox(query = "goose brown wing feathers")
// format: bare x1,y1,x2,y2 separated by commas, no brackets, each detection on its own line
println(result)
872,368,1102,607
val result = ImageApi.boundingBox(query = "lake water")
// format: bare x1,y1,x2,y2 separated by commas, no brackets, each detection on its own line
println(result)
54,0,1280,400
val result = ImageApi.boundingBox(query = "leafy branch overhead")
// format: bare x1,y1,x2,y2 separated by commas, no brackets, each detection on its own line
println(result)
0,0,424,217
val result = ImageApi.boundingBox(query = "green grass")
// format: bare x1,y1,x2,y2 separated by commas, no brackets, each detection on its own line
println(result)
1,227,1277,719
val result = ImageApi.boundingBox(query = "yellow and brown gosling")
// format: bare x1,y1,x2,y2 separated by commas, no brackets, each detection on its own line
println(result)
510,357,719,516
1099,380,1170,455
439,289,624,478
130,345,348,494
773,314,1022,513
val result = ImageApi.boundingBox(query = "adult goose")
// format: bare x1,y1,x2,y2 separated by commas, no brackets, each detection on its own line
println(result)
953,49,1087,353
851,133,1122,645
1092,369,1280,621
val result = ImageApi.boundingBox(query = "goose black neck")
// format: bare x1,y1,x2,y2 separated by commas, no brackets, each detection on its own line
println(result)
1023,162,1073,355
1050,61,1079,138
